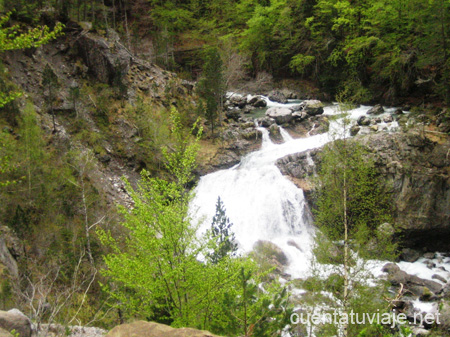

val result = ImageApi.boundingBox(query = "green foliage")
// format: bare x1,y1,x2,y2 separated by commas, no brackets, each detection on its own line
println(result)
98,110,291,335
196,47,225,136
207,197,238,264
314,138,396,260
0,12,63,108
290,54,316,75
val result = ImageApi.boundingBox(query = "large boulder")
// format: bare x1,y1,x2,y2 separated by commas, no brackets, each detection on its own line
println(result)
265,107,293,124
268,124,283,144
300,100,324,116
268,90,288,104
357,115,371,126
252,240,288,266
75,30,132,85
248,95,267,108
105,321,221,337
0,310,32,337
401,248,421,263
229,95,247,109
367,104,385,115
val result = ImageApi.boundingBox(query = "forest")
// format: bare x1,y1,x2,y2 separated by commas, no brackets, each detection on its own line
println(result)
0,0,449,337
3,0,450,104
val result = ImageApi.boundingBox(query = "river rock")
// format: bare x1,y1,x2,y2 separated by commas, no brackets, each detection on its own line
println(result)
357,115,371,126
256,117,275,127
367,104,385,115
383,115,393,123
253,240,288,266
0,310,32,337
229,95,247,108
265,107,293,124
401,248,421,263
225,109,241,122
268,124,283,144
350,125,360,136
105,321,221,337
432,274,447,283
300,100,324,116
248,95,267,108
268,90,288,104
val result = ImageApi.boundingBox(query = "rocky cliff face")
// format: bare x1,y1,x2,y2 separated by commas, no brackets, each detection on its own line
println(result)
276,131,450,251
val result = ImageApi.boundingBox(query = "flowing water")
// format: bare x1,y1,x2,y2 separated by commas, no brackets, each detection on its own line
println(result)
190,101,396,278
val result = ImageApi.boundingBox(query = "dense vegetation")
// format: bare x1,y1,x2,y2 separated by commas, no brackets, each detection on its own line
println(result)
0,1,449,337
5,0,448,104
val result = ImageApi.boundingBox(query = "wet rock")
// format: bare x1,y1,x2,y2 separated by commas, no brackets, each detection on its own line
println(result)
382,263,401,274
252,240,288,266
394,108,404,115
367,104,385,115
300,100,324,116
229,95,247,108
357,115,371,126
350,125,360,136
105,321,221,337
424,252,436,259
268,90,287,104
268,124,283,144
256,117,275,127
248,95,267,108
265,107,293,124
0,309,31,337
401,248,421,262
240,129,262,141
383,115,393,123
432,274,447,283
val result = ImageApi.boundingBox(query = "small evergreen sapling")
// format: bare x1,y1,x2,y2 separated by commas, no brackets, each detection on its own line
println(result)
208,196,238,264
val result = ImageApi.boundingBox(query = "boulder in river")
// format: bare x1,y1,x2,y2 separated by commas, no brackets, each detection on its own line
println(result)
265,107,293,124
268,90,288,104
301,100,324,116
367,104,385,115
357,115,371,126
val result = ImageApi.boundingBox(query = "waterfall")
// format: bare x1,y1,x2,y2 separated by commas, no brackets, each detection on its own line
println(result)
190,100,396,278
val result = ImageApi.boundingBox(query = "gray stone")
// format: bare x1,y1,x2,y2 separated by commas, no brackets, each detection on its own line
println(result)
301,100,324,116
367,104,385,115
105,321,221,337
0,309,31,337
350,125,360,136
265,107,293,124
401,248,421,262
357,115,371,126
268,90,288,104
432,274,447,283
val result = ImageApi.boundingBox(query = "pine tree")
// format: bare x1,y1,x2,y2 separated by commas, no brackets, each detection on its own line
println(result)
196,47,225,137
208,197,238,264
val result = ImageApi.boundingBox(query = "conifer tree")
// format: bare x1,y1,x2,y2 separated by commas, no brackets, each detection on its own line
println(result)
208,196,238,264
196,47,225,137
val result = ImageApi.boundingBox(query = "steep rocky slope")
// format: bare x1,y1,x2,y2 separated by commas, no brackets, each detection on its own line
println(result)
276,131,450,250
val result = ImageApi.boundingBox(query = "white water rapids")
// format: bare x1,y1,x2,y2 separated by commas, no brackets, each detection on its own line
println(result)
189,101,399,279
